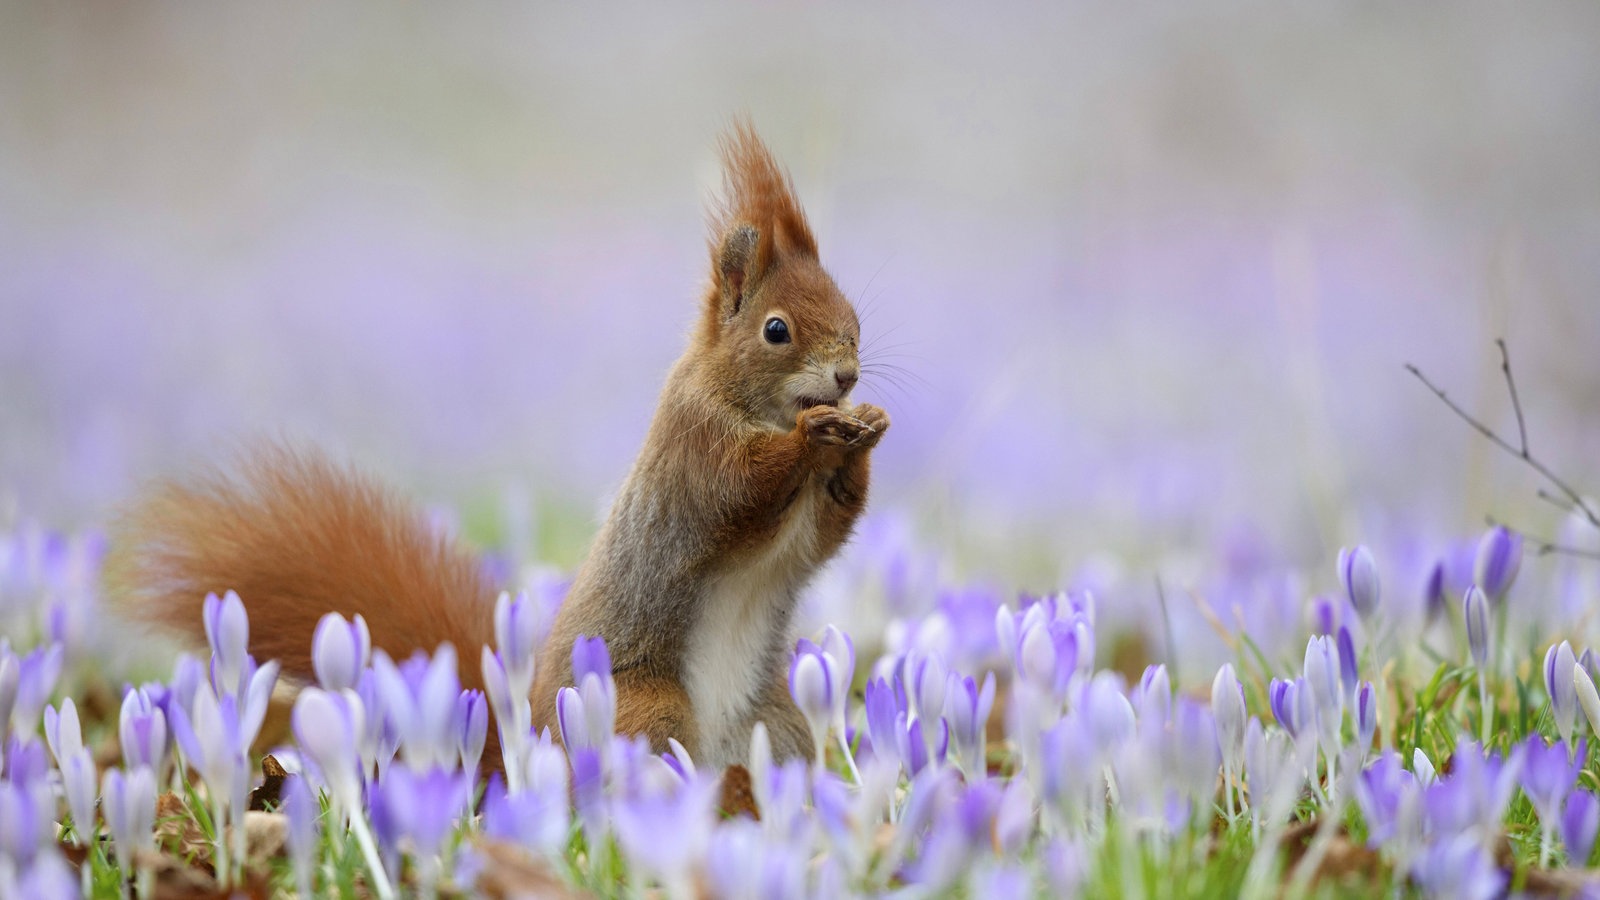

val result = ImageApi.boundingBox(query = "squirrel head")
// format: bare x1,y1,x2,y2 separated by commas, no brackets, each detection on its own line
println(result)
698,123,861,430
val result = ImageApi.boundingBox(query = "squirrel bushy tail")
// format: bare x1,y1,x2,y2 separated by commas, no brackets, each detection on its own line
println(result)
106,444,498,692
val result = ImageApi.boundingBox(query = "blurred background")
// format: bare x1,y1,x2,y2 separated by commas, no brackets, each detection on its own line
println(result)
4,3,1599,669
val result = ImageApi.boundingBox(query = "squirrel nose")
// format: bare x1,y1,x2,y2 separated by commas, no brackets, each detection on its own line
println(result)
834,368,858,394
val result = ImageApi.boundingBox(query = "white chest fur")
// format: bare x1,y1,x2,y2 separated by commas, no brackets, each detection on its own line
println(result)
683,489,818,767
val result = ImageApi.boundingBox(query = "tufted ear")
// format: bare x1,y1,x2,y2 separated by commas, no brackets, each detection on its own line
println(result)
713,223,766,318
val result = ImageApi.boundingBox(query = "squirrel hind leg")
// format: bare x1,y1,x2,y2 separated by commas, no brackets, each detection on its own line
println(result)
612,670,698,758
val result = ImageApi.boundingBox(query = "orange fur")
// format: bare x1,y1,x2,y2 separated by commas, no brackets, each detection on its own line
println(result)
106,445,497,689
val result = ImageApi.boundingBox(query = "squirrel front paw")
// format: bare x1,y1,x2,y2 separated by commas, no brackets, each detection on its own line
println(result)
845,403,889,450
799,405,870,448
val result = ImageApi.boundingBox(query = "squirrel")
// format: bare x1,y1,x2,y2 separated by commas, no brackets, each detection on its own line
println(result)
107,122,888,771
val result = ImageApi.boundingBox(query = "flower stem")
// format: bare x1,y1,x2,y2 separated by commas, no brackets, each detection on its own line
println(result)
347,810,397,900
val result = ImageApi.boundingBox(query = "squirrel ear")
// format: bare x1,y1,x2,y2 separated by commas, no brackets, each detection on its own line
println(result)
715,224,764,318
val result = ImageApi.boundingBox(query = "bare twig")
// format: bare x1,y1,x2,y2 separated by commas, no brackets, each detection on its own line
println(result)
1496,339,1529,456
1405,343,1600,529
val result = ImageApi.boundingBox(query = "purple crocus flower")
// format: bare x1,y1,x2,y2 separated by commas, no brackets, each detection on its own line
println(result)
1408,834,1504,900
119,685,169,774
1474,525,1522,602
292,687,367,812
1015,620,1077,697
1520,735,1583,829
945,671,996,776
1336,626,1359,702
0,778,55,869
371,764,472,866
1355,751,1419,849
0,648,18,740
1356,681,1378,753
819,624,856,733
202,590,252,698
1171,697,1222,812
1563,790,1600,867
789,642,835,761
1134,664,1171,729
41,697,83,766
10,644,62,739
1424,740,1524,843
58,748,97,847
372,646,461,770
906,779,1000,892
1268,677,1307,740
1338,544,1380,620
1545,640,1580,745
454,689,489,775
557,636,617,758
2,737,48,787
312,612,371,692
483,765,570,857
1577,664,1600,740
101,766,157,885
282,774,319,899
1212,664,1247,776
494,590,540,690
704,818,806,900
1463,586,1491,668
862,677,903,768
611,772,719,897
1423,561,1447,621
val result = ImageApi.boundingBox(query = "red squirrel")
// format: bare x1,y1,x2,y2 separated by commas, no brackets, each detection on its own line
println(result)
108,123,888,770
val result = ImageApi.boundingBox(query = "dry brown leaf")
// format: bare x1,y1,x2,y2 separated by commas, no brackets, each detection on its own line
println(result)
248,755,289,811
469,838,589,900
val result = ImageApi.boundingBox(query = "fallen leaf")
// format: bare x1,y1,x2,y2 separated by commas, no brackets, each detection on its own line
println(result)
469,838,589,900
248,755,289,811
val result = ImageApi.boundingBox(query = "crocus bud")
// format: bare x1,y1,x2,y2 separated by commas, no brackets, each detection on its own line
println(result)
1337,626,1359,702
789,649,834,748
1474,526,1523,602
202,590,251,696
1136,664,1172,728
312,612,370,692
292,687,367,811
820,625,856,733
59,748,97,848
909,651,947,723
1356,681,1378,752
1575,665,1600,740
102,766,157,877
1302,636,1342,718
455,689,489,775
1463,585,1491,668
42,697,83,766
1211,664,1247,775
494,591,539,690
1424,562,1447,622
1546,641,1580,745
1338,545,1380,620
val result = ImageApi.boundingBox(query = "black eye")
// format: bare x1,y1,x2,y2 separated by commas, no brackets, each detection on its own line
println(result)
763,317,790,344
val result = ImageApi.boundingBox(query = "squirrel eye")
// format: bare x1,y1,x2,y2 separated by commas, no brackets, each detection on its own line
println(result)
763,317,791,344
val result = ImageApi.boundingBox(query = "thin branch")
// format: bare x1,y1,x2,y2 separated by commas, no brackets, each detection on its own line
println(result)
1496,339,1529,456
1405,348,1600,529
1485,516,1600,562
1536,489,1576,516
